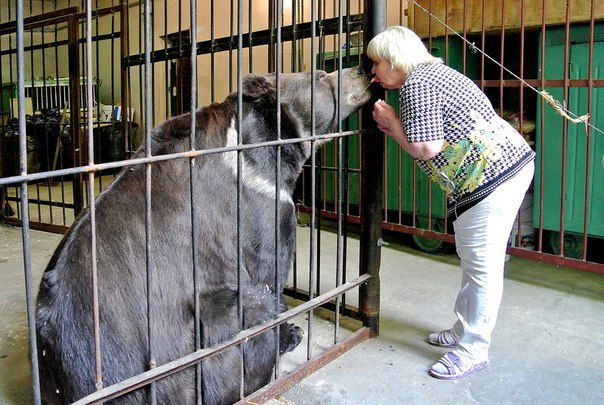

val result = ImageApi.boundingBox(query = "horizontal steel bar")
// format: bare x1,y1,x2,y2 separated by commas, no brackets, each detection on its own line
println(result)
72,274,371,404
237,327,371,404
283,287,360,319
125,14,364,66
509,247,604,275
2,217,69,234
382,222,455,244
0,33,122,58
0,129,364,187
479,79,604,88
5,195,75,210
311,208,604,276
0,6,79,35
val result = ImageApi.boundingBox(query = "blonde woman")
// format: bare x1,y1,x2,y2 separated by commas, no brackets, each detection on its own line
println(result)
367,26,535,380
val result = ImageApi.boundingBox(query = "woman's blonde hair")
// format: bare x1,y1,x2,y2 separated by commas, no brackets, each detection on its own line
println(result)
366,26,442,74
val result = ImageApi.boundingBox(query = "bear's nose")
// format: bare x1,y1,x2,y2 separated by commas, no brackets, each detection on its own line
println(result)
356,66,365,76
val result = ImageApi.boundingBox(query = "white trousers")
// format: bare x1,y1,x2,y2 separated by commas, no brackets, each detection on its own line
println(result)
451,161,534,363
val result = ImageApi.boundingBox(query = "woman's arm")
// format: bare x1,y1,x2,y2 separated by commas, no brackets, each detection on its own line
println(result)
372,99,443,161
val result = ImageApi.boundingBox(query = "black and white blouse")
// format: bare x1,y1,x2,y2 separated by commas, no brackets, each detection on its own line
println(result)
399,62,535,219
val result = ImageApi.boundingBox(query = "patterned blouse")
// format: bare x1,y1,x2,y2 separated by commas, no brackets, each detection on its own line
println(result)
399,62,535,220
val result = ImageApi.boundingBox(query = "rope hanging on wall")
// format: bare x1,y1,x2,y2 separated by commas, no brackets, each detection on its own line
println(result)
538,90,590,125
406,0,601,141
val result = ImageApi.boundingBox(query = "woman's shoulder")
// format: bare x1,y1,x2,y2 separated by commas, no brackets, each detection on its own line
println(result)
405,63,460,87
407,63,477,94
414,62,457,77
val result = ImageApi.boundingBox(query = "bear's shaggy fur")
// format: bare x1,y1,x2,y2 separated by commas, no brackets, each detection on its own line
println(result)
35,68,370,404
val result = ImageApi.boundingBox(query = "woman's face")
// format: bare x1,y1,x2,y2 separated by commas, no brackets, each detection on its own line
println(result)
370,59,407,90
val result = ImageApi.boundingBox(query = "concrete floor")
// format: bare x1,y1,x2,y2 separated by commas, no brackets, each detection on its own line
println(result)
1,223,604,404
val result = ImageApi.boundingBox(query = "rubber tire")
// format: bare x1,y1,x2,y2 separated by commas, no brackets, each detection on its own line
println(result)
412,219,445,254
549,231,584,259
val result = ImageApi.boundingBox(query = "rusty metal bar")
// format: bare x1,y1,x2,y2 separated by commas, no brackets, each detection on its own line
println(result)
515,0,527,248
581,2,596,260
499,0,506,117
480,0,486,91
359,0,386,337
67,15,83,215
0,6,79,35
272,0,285,383
295,199,604,276
511,248,604,275
14,1,41,403
334,0,345,343
559,1,572,257
382,222,455,245
81,0,104,393
537,0,547,253
307,0,318,361
237,327,372,405
0,129,364,187
120,5,131,155
0,4,120,35
123,14,365,67
141,0,159,403
1,216,69,234
479,79,604,87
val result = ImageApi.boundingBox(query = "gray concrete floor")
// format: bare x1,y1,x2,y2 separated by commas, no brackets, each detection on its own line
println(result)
1,223,604,404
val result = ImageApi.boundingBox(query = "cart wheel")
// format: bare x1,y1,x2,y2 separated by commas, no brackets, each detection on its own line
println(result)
412,219,445,254
549,231,584,259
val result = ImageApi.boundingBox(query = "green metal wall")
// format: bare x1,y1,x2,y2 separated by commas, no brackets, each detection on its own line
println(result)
535,24,604,240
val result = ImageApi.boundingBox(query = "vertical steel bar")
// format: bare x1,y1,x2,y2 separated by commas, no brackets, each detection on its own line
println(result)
39,1,55,225
55,14,68,224
236,0,245,398
29,1,43,225
211,0,215,102
143,1,158,403
248,0,253,72
68,13,83,222
187,0,202,400
16,0,41,402
307,0,317,360
559,1,571,256
227,0,233,91
480,0,485,91
177,0,184,111
315,0,324,301
291,0,297,72
499,0,506,117
581,0,595,260
515,0,526,247
359,0,385,337
334,0,344,344
462,0,467,74
270,0,284,380
268,0,274,73
84,0,103,392
342,0,354,323
537,0,547,253
94,0,102,178
0,20,4,221
163,0,169,120
120,3,130,157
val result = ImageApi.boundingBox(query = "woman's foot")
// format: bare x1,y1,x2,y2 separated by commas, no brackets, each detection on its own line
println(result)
428,329,456,348
429,352,488,380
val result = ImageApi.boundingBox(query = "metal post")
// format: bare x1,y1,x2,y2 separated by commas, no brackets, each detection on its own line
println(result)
359,0,386,337
67,16,83,214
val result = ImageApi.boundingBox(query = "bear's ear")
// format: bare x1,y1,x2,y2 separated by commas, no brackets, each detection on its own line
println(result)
241,74,275,101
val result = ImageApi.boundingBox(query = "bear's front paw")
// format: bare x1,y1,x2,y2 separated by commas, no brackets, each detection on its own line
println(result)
279,322,303,354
